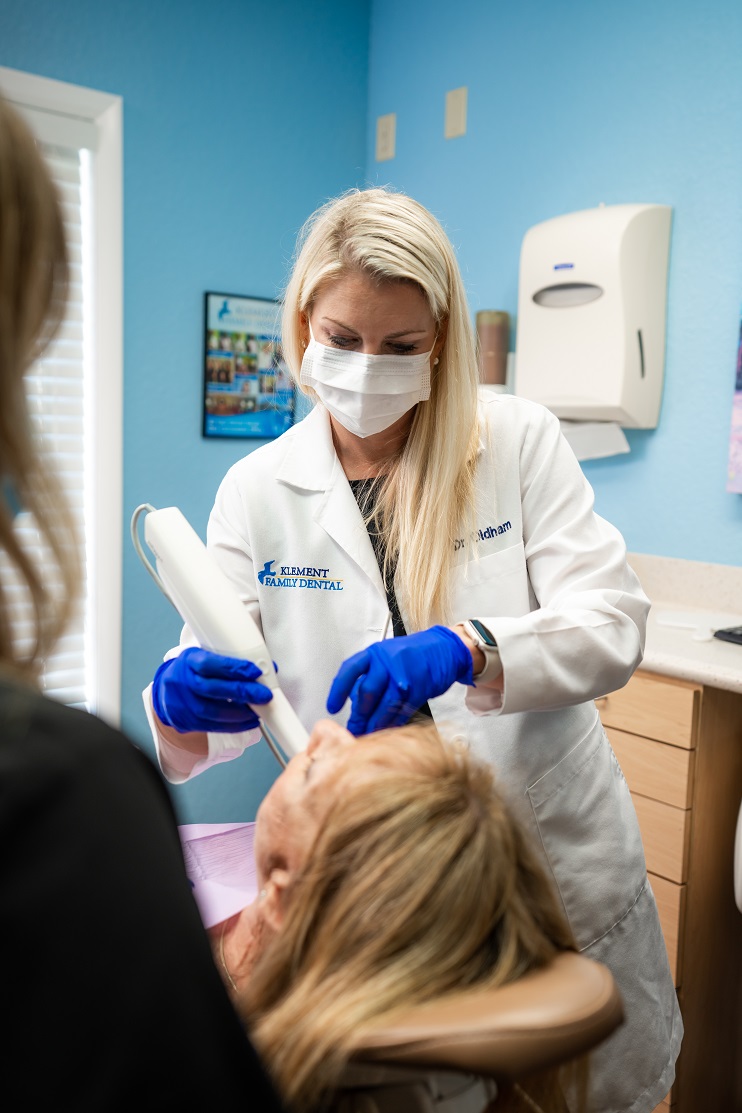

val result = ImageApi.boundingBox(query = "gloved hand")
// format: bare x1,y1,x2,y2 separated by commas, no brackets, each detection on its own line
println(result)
326,625,474,736
152,646,273,734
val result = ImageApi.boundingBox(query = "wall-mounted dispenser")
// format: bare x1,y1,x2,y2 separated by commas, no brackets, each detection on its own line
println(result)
514,203,672,428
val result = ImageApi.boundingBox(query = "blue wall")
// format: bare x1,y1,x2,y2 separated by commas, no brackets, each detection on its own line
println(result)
4,0,742,822
0,0,370,822
367,0,742,561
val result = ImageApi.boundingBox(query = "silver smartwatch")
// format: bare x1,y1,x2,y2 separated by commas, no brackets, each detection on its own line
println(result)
463,619,502,685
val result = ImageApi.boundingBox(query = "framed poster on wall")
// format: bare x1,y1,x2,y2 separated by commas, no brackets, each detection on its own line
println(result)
203,292,294,439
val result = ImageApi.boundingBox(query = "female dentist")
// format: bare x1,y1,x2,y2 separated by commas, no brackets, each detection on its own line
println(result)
144,187,681,1112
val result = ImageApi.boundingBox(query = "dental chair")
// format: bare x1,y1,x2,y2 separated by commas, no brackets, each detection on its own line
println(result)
327,951,623,1113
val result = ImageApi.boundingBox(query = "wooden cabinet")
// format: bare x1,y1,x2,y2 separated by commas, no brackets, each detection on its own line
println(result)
597,672,742,1112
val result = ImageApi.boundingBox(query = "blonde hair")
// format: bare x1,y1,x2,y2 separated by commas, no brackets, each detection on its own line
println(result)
0,97,79,679
241,724,576,1111
281,187,481,630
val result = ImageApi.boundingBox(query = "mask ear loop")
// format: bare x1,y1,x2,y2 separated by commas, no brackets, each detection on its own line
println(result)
432,316,450,368
433,324,444,366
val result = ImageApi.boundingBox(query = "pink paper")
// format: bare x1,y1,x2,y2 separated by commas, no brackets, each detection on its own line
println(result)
179,822,258,928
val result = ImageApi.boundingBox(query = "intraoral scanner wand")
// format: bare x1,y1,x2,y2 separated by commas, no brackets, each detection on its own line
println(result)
131,504,309,764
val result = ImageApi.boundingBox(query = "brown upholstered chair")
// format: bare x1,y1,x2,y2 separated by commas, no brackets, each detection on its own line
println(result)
325,951,624,1113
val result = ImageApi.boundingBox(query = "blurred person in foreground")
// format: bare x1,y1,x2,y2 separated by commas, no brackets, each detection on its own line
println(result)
0,94,286,1111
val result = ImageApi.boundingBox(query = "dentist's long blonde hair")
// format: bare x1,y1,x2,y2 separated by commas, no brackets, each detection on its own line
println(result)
241,724,578,1112
0,97,79,680
281,187,481,631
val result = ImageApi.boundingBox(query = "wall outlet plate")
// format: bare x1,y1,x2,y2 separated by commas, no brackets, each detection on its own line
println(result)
376,112,396,161
445,86,468,139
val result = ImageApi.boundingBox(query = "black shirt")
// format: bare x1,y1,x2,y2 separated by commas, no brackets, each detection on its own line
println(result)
349,479,432,720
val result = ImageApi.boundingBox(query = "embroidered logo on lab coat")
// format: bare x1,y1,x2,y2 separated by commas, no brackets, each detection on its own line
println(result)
257,559,344,591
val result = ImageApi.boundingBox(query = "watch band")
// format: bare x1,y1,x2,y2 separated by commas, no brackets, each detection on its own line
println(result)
463,620,502,685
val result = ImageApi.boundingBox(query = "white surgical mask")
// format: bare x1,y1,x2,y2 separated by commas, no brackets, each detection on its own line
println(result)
300,326,434,438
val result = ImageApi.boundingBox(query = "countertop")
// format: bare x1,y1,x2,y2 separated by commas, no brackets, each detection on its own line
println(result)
628,553,742,694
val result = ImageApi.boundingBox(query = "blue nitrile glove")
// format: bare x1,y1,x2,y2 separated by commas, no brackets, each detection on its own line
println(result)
151,646,273,734
326,625,474,736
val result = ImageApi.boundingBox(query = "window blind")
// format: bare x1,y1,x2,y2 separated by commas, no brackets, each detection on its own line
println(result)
3,141,91,709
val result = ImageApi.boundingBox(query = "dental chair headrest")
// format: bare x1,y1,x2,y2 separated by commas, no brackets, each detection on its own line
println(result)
350,952,623,1080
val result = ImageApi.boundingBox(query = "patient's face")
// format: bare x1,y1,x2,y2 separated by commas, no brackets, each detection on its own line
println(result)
253,720,355,884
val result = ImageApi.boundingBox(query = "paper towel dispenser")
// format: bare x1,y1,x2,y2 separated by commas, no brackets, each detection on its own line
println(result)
514,203,672,428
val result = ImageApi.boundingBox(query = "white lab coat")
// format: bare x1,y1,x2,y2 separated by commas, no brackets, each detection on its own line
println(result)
145,392,681,1112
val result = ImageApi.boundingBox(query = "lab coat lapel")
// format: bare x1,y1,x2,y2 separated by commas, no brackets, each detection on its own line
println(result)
275,405,386,596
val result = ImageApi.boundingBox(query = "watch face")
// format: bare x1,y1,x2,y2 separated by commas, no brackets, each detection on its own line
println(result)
469,619,497,647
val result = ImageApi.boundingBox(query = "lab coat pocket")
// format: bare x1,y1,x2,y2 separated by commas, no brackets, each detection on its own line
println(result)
527,722,647,950
451,542,530,619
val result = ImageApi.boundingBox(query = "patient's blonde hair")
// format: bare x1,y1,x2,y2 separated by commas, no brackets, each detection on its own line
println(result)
0,97,79,678
242,724,576,1111
281,187,481,631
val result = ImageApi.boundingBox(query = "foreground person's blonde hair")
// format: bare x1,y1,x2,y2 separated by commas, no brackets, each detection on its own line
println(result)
0,97,79,678
241,724,579,1112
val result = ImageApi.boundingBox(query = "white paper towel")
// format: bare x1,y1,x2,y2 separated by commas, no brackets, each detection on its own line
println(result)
558,420,630,462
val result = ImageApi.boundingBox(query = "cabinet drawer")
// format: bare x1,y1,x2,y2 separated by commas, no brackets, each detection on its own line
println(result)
648,872,685,985
597,672,699,748
632,794,691,883
607,729,694,809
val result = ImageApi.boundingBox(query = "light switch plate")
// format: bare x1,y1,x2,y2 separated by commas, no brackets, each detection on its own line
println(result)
445,87,468,139
376,113,396,161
